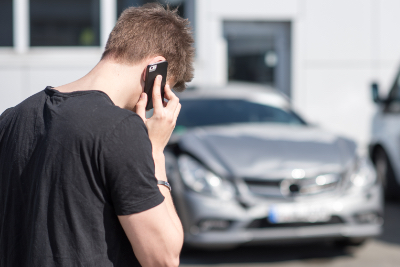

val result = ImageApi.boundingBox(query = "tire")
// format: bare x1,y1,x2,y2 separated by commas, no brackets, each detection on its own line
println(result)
373,147,400,200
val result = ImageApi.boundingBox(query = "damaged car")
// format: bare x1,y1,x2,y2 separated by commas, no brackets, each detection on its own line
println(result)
165,83,383,249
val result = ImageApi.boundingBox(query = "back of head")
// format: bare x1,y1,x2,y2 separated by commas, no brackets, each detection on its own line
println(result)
101,3,195,91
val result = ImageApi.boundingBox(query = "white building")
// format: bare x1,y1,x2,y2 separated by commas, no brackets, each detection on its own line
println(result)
1,0,400,148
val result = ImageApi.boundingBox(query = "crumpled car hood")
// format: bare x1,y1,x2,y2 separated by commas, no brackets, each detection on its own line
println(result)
174,123,357,179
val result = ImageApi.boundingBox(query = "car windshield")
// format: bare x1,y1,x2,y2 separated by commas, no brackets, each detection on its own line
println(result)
176,99,306,128
388,72,400,102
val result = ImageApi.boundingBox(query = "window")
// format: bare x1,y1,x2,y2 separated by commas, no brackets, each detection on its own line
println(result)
30,0,100,46
0,0,13,46
117,0,185,20
116,0,195,50
4,0,194,49
177,99,306,128
388,72,400,101
224,21,291,97
385,72,400,113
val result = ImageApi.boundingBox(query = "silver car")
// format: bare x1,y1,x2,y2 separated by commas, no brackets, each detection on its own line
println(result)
166,83,383,249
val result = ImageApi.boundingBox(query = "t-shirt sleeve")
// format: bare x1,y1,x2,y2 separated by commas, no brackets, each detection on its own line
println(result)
99,114,164,215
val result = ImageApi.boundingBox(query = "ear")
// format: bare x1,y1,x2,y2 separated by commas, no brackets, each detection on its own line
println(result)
141,56,166,82
149,55,166,64
141,67,146,82
142,55,167,82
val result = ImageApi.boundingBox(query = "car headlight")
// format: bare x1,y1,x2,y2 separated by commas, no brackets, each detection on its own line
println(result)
350,156,377,188
177,154,235,200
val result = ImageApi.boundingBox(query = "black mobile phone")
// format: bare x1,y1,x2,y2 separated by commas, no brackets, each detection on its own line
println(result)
144,61,168,110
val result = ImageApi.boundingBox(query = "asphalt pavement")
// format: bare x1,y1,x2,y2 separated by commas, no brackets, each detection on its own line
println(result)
180,200,400,267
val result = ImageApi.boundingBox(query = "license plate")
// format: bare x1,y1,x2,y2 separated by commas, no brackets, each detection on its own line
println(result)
268,203,331,224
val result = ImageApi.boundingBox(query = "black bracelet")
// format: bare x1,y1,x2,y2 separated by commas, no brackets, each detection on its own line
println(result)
157,180,172,192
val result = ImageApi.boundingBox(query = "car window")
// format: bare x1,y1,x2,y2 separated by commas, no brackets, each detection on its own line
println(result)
388,72,400,101
398,75,400,89
176,99,306,128
385,72,400,113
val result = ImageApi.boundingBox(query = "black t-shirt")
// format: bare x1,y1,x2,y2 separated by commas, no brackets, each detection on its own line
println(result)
0,87,164,267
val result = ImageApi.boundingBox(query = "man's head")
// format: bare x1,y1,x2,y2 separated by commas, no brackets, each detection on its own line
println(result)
101,3,194,92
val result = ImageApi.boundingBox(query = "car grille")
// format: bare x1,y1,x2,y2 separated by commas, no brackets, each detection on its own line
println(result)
243,174,342,199
246,215,345,229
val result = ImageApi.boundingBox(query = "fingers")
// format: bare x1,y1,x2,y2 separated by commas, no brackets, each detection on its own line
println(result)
152,75,164,112
164,84,179,112
174,103,181,120
150,81,180,129
135,93,147,122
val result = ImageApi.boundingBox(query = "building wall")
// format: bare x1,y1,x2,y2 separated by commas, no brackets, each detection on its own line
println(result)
299,0,400,148
193,0,400,148
1,0,400,148
0,48,102,112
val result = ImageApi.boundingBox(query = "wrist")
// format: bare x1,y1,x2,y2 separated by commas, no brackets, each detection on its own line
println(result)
157,180,172,191
152,150,167,182
152,150,165,161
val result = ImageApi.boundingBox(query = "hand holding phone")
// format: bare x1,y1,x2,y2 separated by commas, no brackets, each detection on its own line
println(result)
136,74,182,155
144,61,168,110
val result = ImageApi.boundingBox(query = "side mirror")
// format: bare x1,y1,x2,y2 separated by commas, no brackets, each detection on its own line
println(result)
371,82,380,103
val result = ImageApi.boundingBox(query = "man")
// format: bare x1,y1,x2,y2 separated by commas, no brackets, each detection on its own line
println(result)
0,3,194,267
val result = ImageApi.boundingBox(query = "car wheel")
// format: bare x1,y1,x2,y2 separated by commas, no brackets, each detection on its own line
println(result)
373,147,400,200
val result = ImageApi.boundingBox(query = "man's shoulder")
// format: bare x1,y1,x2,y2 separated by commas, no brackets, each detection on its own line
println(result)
1,90,45,116
0,90,46,131
0,107,15,120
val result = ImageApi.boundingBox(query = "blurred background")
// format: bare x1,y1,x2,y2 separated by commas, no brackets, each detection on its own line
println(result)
1,0,400,146
1,0,400,266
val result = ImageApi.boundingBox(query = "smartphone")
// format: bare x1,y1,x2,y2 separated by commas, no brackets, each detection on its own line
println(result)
144,60,168,110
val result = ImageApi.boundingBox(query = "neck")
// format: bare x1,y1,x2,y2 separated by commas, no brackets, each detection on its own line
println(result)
55,59,145,111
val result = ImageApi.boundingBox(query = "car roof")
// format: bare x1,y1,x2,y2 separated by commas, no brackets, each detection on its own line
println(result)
175,82,291,110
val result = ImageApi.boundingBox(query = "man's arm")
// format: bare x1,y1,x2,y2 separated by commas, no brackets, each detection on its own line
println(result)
118,189,182,267
118,75,183,267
